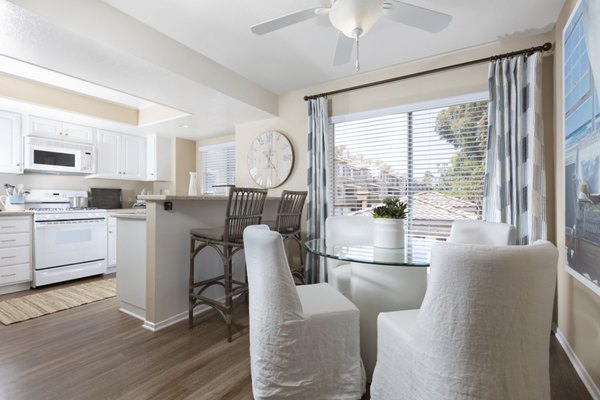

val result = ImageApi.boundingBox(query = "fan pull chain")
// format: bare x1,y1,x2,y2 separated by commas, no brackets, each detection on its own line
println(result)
355,34,360,72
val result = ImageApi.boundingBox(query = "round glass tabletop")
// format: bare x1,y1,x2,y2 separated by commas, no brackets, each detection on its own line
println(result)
304,238,430,267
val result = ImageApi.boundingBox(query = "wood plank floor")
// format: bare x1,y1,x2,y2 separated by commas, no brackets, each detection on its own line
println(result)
0,276,593,400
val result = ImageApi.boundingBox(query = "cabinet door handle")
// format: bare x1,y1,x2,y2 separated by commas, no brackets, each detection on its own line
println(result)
1,255,16,259
1,273,16,278
1,239,16,243
0,226,16,229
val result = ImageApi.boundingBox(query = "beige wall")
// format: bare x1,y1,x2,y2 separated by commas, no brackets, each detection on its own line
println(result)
0,72,138,125
174,137,197,195
0,172,151,208
554,0,600,389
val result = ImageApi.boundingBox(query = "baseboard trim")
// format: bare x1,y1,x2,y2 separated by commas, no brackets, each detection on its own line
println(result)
119,306,145,321
142,303,214,332
553,324,600,400
0,282,30,295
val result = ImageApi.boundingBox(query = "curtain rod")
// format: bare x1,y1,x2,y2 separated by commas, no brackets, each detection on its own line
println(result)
303,42,553,101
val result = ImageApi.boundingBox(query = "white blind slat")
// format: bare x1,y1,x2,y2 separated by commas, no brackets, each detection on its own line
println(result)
332,100,488,242
200,144,236,194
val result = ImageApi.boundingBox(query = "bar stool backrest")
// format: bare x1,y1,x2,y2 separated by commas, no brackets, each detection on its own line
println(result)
224,187,269,243
275,190,307,235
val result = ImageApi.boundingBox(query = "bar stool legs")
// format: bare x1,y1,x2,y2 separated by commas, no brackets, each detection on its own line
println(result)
188,187,268,342
189,238,247,342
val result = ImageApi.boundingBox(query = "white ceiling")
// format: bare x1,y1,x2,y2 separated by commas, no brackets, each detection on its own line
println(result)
102,0,565,94
2,0,566,138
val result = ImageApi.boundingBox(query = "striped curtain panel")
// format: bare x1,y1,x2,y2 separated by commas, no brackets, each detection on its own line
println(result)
483,53,547,244
306,97,330,283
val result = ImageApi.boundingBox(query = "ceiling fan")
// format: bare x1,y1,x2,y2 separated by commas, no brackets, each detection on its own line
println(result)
251,0,452,71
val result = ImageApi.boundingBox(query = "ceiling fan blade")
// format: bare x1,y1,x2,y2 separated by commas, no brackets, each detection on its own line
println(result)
384,1,452,33
333,32,354,66
251,7,321,35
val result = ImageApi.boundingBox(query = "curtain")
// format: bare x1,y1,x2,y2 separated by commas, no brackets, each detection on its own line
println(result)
306,97,330,283
483,53,547,244
583,0,600,98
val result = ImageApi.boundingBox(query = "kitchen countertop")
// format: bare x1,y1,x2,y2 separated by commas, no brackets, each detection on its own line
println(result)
0,211,34,217
111,213,147,220
138,195,230,201
108,209,147,219
138,195,279,201
108,208,146,214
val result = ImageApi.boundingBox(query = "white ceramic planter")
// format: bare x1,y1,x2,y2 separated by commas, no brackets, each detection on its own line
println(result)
373,218,405,249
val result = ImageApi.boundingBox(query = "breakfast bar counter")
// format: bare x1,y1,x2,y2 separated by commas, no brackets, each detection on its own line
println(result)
137,195,278,331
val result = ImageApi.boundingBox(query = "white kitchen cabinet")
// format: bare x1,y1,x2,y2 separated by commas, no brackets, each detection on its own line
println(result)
107,216,117,272
0,110,23,174
146,134,171,181
28,116,95,143
0,216,32,291
96,130,146,180
115,215,146,320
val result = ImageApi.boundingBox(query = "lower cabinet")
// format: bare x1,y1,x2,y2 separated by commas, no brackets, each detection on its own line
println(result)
0,216,32,292
107,217,117,272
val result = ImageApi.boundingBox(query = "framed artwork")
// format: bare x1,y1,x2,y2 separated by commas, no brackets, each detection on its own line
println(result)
563,0,600,296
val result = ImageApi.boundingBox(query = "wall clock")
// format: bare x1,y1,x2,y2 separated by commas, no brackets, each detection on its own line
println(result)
247,130,294,188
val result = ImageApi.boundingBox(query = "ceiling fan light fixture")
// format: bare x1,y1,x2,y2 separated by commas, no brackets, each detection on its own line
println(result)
329,0,383,38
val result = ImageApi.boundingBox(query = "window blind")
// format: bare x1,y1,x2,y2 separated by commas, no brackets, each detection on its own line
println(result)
331,99,488,244
199,143,236,194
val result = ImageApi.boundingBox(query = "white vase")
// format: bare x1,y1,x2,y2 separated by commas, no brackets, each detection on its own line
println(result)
373,218,405,249
188,172,198,196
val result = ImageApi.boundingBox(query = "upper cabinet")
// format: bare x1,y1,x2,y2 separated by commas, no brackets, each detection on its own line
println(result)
96,130,146,180
0,110,23,174
146,134,171,181
27,116,95,144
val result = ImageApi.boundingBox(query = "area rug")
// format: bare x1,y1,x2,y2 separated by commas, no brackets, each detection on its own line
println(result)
0,278,116,325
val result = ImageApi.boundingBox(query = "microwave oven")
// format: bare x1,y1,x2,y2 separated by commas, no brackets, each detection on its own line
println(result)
24,136,96,174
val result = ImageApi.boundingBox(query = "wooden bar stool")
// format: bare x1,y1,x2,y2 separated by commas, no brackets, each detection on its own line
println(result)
189,187,268,341
267,190,307,284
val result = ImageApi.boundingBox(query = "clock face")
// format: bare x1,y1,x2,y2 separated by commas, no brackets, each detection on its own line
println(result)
247,130,294,188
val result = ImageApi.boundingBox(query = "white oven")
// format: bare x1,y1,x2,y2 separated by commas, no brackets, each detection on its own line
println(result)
24,136,96,174
26,189,108,287
34,219,107,270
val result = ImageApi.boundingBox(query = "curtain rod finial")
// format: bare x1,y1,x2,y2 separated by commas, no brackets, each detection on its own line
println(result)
542,42,553,51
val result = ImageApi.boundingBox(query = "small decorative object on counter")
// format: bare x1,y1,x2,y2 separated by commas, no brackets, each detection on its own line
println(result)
188,172,198,196
1,184,27,211
372,197,407,249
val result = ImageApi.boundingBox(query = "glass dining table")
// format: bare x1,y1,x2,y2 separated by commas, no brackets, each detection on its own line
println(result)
304,238,430,381
304,238,431,267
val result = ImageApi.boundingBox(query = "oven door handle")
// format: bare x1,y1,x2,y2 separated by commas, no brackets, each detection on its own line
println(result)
35,219,106,228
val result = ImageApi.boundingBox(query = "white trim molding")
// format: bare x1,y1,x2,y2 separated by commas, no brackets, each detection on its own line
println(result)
142,294,232,332
553,324,600,400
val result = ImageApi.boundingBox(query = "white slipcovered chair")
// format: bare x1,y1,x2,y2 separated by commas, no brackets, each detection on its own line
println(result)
325,215,374,298
243,225,364,400
449,219,516,245
370,240,558,400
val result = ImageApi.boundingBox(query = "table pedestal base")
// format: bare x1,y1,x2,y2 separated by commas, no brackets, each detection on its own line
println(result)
350,263,427,381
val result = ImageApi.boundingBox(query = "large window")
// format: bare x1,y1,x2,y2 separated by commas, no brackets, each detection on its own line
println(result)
199,143,236,194
331,96,488,244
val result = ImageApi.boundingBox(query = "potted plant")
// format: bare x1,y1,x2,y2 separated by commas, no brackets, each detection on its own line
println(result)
372,197,407,248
